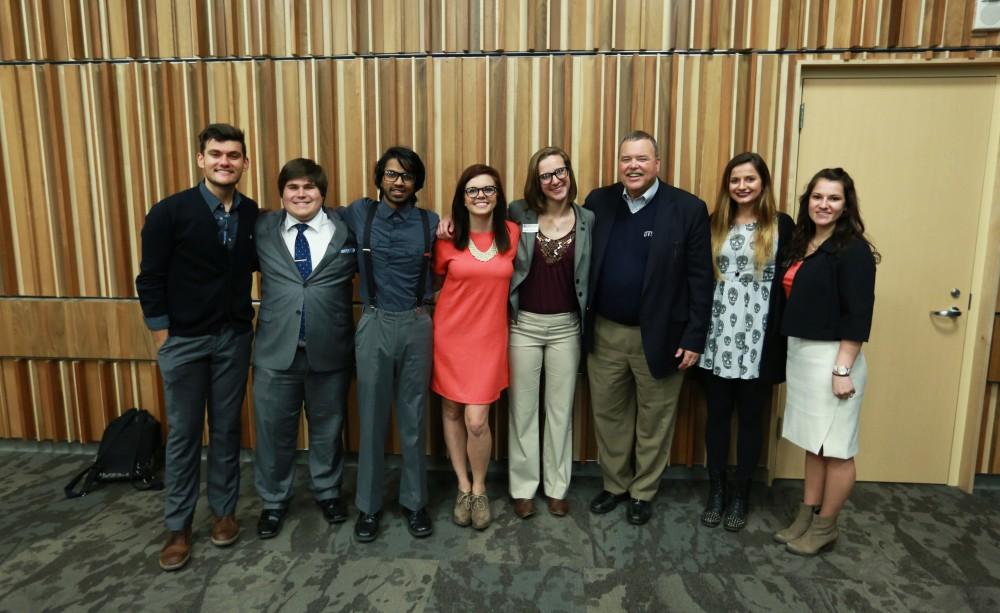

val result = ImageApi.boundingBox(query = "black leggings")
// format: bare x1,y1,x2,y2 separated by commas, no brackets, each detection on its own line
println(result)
702,372,773,483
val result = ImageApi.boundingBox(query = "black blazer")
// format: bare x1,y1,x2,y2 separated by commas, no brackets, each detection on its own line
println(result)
583,180,714,379
757,212,795,383
781,237,876,342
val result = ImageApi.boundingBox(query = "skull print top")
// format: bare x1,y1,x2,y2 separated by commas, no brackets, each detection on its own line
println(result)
697,223,776,379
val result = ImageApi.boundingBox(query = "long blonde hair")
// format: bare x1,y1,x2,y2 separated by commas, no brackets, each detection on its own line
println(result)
710,152,777,280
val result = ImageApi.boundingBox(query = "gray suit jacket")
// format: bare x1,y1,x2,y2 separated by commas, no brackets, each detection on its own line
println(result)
253,207,357,371
508,199,594,323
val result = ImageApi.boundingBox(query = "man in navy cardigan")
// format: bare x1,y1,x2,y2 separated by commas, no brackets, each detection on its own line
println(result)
583,130,713,525
136,123,259,571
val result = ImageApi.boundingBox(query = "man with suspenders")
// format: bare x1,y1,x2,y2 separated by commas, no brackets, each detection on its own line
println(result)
338,146,439,542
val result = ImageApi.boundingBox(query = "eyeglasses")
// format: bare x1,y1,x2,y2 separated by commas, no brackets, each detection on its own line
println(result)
539,166,569,184
464,185,498,198
383,169,416,183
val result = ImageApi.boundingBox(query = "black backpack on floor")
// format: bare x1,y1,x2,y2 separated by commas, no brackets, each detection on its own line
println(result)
65,408,165,498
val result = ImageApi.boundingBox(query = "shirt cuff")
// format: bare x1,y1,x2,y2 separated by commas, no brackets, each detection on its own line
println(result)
145,315,170,331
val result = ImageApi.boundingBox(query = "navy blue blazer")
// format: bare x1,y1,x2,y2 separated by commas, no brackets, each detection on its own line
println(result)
583,180,714,379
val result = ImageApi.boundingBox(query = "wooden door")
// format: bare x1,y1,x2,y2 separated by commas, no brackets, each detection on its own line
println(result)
773,71,999,483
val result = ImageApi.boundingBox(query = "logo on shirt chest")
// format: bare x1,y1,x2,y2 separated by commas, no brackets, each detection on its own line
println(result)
643,230,653,238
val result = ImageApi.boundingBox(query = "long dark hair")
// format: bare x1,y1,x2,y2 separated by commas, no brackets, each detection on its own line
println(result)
451,164,511,253
785,167,880,264
710,152,777,279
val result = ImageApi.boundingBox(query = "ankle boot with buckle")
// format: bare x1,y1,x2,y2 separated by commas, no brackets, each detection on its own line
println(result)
724,478,751,532
786,514,839,555
773,502,816,544
700,470,726,527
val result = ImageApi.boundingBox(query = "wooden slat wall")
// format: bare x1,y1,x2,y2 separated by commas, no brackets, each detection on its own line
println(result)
1,1,999,471
2,0,1000,59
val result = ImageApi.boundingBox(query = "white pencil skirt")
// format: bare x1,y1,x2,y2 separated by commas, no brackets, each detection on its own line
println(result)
781,337,868,459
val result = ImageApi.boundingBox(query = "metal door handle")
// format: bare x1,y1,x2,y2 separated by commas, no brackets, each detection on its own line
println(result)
930,306,962,318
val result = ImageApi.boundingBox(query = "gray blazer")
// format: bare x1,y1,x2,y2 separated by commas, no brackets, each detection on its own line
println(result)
253,207,357,372
508,199,594,323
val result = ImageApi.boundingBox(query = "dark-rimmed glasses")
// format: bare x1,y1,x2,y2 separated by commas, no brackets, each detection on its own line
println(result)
464,185,498,197
539,166,569,184
383,169,416,183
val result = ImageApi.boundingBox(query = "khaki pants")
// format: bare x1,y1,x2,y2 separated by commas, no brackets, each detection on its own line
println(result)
507,311,580,500
587,316,684,501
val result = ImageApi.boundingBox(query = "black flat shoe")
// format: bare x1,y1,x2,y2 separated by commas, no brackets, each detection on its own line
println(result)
627,498,652,525
402,506,433,538
257,508,286,539
590,490,628,514
354,512,380,543
317,498,348,524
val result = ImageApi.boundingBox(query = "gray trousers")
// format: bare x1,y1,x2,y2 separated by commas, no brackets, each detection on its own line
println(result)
253,348,350,510
157,326,252,531
354,306,432,514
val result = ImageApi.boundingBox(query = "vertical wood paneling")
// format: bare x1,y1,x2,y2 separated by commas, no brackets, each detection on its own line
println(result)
3,1,1000,59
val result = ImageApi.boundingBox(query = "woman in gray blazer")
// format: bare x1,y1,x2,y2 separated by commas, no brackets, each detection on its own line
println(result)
506,147,593,519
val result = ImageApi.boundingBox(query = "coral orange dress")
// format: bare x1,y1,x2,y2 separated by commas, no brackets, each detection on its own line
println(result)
432,222,520,404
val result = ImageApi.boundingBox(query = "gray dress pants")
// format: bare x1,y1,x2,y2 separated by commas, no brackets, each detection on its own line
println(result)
253,348,350,509
354,307,432,514
157,326,252,531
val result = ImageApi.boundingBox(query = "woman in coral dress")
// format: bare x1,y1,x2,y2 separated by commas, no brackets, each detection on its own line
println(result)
433,164,519,531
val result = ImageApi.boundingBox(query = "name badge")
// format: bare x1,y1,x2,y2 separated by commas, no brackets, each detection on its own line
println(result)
522,223,539,233
339,247,357,254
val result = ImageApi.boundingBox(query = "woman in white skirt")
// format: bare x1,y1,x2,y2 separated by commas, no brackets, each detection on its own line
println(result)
774,167,879,555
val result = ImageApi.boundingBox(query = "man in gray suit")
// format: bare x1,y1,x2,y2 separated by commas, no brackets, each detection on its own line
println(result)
252,158,357,538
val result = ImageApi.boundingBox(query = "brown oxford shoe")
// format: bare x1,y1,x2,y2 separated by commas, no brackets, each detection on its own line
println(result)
158,527,192,571
547,497,569,517
512,498,535,519
211,514,240,547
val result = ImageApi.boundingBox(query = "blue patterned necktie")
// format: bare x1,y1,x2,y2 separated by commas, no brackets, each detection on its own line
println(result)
294,224,312,341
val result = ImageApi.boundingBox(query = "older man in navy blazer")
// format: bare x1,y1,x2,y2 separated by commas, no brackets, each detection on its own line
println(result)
583,130,713,525
252,158,357,539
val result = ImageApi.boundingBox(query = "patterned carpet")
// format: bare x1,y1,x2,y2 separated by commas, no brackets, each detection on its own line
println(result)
1,447,998,612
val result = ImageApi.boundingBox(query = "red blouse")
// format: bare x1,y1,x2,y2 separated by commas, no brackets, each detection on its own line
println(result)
783,260,804,299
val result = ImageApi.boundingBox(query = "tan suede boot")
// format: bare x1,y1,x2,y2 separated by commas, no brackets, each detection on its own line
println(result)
786,514,839,555
773,503,815,544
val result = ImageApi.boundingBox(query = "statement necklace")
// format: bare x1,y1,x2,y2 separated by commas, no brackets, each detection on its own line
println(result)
468,237,498,262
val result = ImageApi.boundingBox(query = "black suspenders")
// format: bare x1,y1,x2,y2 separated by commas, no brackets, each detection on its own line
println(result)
361,201,431,309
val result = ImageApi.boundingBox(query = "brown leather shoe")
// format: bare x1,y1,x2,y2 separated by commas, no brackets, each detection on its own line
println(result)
159,527,192,571
547,497,569,517
211,514,240,547
512,498,535,519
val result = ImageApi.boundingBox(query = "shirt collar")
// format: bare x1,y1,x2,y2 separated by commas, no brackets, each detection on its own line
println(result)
199,181,242,213
378,198,413,220
283,208,327,233
622,180,659,204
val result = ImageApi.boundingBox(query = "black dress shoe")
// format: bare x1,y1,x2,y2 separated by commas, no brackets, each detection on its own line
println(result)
257,508,286,539
354,511,380,543
317,498,348,524
590,490,628,514
402,506,433,538
627,498,652,525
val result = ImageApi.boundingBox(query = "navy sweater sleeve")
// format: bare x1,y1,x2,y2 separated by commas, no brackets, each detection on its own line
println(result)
135,200,173,329
681,199,714,352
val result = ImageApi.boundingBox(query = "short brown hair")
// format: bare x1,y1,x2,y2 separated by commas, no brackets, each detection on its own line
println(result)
198,123,247,156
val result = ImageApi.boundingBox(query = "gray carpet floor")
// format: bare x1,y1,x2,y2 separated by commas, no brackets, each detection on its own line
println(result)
1,447,999,612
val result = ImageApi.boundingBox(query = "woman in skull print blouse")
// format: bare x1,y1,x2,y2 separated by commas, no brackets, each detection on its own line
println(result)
697,152,794,532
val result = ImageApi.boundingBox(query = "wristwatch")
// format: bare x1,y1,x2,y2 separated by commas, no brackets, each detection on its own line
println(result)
832,365,852,376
